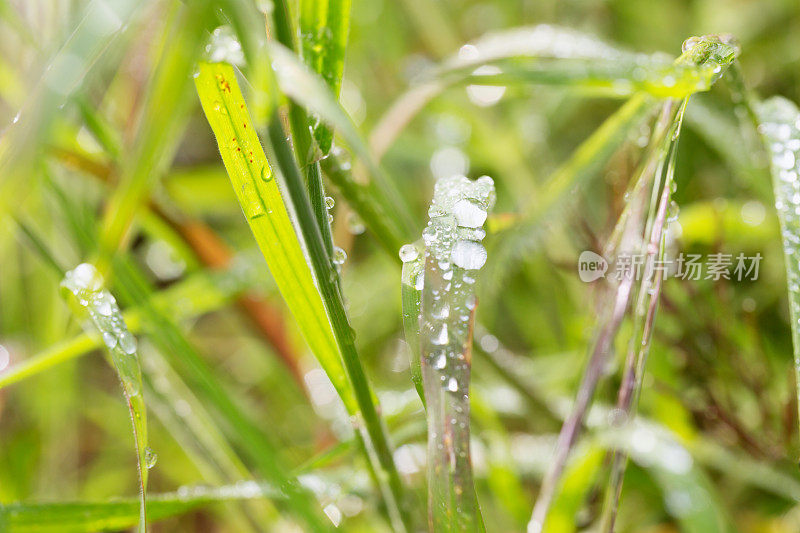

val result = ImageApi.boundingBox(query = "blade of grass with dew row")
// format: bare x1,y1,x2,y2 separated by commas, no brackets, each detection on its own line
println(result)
108,255,333,532
263,110,410,532
418,176,496,531
400,241,426,404
755,96,800,433
195,61,407,531
0,266,248,391
0,482,283,533
369,26,737,161
59,263,149,533
490,35,739,289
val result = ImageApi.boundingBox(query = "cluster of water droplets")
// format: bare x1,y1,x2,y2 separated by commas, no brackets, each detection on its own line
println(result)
408,175,495,397
205,26,245,66
405,175,494,528
61,263,141,397
757,97,800,348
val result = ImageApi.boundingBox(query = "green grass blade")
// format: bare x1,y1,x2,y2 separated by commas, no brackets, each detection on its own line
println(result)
755,96,800,433
0,268,245,391
194,61,352,409
400,242,425,404
0,483,283,532
370,26,738,161
195,61,408,531
59,263,149,533
418,176,496,531
264,113,410,532
98,2,211,265
299,0,352,153
268,42,415,238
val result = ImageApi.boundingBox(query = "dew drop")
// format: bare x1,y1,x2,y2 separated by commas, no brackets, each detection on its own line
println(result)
451,241,488,270
325,196,335,209
118,331,137,354
260,165,272,182
399,244,419,263
102,331,117,349
332,247,347,265
145,447,158,469
431,324,449,345
453,199,487,228
447,377,458,392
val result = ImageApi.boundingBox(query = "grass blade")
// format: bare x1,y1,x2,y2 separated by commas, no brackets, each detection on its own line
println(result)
0,482,282,532
59,263,149,533
195,61,409,531
755,96,800,434
600,98,689,531
370,26,736,161
194,61,352,409
299,0,352,153
400,242,426,404
97,2,211,264
418,176,496,531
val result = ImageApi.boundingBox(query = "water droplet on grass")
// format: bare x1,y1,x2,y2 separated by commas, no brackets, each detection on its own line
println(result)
399,244,419,263
145,447,157,469
333,247,347,265
451,241,488,270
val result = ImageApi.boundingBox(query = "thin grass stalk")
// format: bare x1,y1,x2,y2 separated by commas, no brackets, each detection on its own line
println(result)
265,113,410,532
272,0,335,254
528,101,680,533
600,98,688,532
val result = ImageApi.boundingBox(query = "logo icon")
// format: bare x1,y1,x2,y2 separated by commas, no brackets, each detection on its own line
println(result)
578,251,608,282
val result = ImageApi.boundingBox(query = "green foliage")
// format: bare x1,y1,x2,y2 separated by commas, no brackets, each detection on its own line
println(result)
2,1,800,532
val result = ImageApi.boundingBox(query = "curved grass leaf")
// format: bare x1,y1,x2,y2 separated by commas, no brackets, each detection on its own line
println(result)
370,26,738,161
489,34,738,290
755,96,800,433
59,263,149,533
0,482,282,532
0,268,246,391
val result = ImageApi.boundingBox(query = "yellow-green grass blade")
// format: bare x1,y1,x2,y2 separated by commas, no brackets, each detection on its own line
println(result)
97,1,212,267
194,61,353,411
197,61,410,532
59,263,149,533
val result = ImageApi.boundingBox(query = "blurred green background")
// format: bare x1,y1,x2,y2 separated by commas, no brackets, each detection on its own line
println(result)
2,0,800,531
